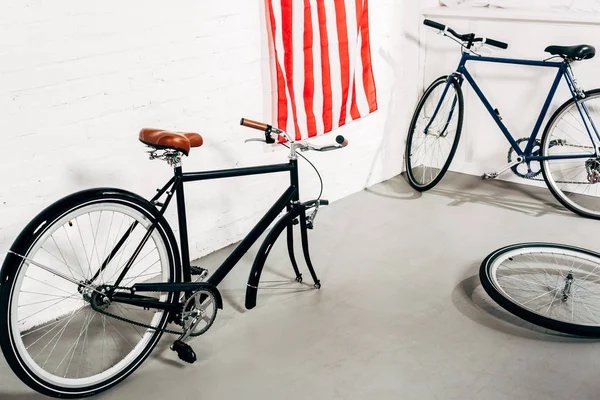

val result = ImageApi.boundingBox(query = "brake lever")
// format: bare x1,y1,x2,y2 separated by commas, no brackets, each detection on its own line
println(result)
245,138,267,144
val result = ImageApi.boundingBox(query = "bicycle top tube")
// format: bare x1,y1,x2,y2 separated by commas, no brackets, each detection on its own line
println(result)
459,52,565,69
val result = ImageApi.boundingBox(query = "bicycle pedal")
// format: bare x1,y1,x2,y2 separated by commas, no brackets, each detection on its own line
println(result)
171,340,197,364
482,172,497,180
190,266,208,279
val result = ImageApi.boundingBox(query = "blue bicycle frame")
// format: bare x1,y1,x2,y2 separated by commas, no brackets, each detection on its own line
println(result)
426,51,600,163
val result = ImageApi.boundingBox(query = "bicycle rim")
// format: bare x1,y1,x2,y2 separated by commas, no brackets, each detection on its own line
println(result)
482,243,600,335
406,77,463,190
542,91,600,218
6,200,173,394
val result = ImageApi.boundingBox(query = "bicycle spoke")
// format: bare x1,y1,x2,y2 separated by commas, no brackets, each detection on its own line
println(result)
487,246,600,331
544,92,600,216
4,199,173,395
408,79,461,188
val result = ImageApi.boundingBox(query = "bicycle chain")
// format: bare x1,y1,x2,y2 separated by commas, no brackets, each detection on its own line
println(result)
522,174,596,185
90,302,184,335
89,287,185,335
509,142,598,184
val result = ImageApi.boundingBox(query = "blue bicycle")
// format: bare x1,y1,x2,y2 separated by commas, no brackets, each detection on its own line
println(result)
405,19,600,219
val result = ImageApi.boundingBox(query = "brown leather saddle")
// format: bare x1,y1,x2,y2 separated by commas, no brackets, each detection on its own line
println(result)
139,128,203,156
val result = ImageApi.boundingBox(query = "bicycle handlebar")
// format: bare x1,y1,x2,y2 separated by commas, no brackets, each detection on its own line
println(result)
240,117,348,150
336,135,348,147
423,19,508,50
424,19,446,32
476,37,509,50
240,118,269,132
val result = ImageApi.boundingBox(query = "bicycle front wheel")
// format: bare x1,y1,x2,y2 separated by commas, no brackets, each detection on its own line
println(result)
405,75,464,191
0,188,178,398
541,89,600,219
480,242,600,337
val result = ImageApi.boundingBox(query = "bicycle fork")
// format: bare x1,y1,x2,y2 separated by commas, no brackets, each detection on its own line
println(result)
424,74,462,137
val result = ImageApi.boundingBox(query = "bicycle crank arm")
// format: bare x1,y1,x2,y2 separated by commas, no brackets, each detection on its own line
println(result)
482,159,522,180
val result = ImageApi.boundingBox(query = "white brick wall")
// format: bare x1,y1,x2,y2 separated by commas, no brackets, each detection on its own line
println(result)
0,0,421,260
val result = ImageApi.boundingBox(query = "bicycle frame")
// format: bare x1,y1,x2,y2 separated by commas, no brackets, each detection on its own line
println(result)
91,158,321,311
426,51,600,162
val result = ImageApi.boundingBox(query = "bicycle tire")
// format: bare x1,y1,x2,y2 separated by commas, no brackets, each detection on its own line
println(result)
405,75,464,191
480,242,600,337
0,188,179,398
541,88,600,219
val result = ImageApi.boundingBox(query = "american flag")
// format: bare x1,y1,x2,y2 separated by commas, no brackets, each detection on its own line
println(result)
267,0,378,140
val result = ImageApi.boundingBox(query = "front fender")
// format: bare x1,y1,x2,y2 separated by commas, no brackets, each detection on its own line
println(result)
245,209,297,310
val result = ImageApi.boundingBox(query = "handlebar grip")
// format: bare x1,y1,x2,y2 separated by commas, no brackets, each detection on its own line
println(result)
424,19,446,31
484,37,508,50
335,135,348,147
240,118,269,132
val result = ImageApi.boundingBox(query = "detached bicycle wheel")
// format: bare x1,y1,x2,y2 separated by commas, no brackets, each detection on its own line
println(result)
541,88,600,219
0,188,178,398
480,242,600,337
405,75,464,191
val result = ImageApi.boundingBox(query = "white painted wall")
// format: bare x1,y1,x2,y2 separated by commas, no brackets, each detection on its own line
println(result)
0,1,424,261
420,7,600,185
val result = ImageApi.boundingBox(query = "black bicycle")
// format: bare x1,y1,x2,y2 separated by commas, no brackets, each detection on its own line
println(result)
0,118,347,398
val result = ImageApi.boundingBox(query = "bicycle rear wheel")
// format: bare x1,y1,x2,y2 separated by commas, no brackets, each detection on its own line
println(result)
541,89,600,219
0,188,178,398
405,75,463,191
480,242,600,337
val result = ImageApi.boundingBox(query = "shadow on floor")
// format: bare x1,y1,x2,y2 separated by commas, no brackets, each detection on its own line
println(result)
364,175,422,200
373,172,573,218
431,184,568,218
0,393,44,400
451,268,600,343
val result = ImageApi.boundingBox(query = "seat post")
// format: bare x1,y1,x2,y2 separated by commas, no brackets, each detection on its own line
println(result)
565,62,586,99
174,165,192,283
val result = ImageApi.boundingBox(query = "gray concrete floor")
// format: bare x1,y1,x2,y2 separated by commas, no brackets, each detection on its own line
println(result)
2,172,600,399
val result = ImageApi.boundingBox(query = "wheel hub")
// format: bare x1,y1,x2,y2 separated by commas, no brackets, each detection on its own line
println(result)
562,271,574,302
86,285,111,311
585,158,600,183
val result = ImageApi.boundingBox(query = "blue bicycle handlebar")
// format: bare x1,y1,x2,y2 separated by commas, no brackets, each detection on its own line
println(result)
424,19,508,50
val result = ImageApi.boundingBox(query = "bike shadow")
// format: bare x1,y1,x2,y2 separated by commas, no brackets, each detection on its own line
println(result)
365,174,422,200
451,264,600,343
432,177,569,218
377,172,571,218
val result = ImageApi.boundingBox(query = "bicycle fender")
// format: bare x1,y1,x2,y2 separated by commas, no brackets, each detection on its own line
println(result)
1,188,182,285
245,210,297,310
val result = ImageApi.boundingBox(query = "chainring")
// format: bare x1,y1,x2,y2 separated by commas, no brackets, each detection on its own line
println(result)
507,138,542,179
182,289,218,337
89,283,220,336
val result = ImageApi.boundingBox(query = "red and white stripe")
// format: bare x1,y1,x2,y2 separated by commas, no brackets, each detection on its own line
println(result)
267,0,378,140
